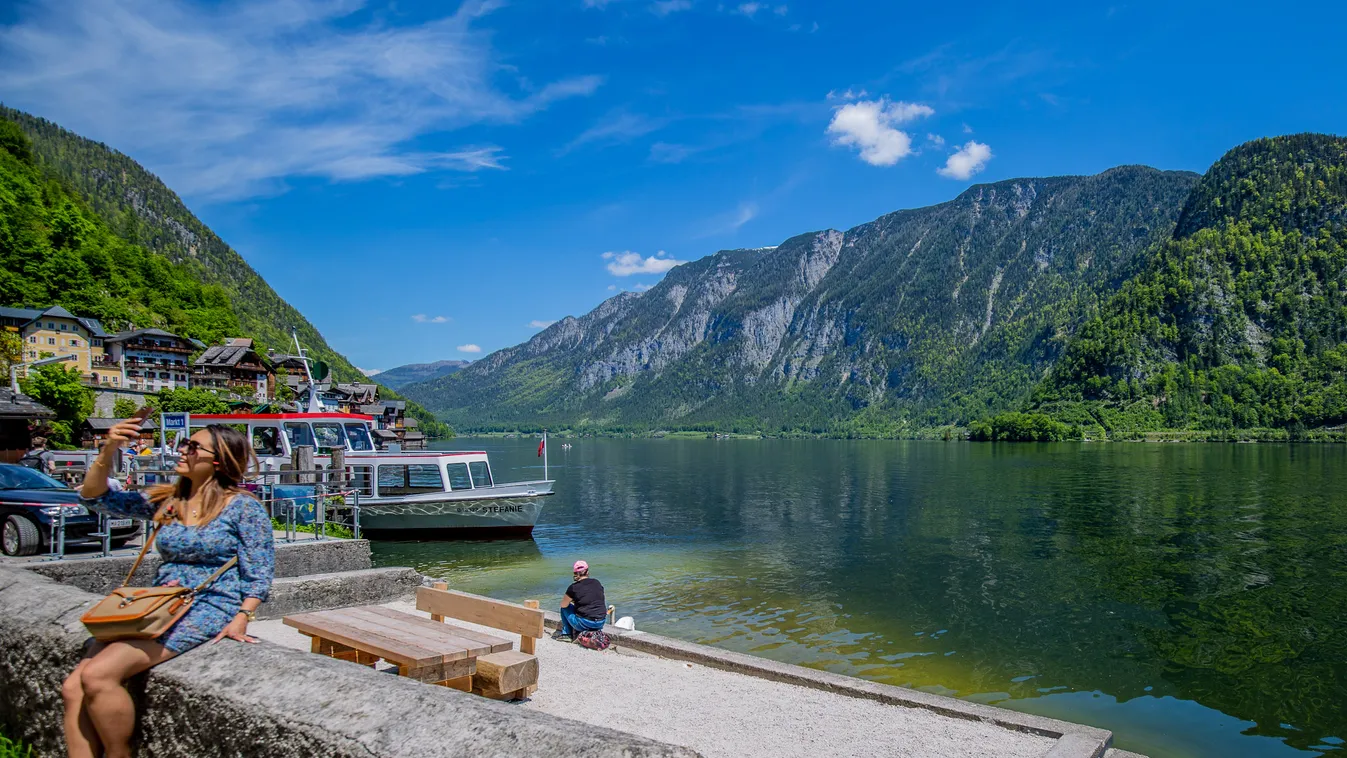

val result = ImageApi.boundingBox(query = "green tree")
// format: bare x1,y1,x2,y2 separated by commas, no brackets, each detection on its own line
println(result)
19,364,94,447
151,387,230,414
112,397,139,418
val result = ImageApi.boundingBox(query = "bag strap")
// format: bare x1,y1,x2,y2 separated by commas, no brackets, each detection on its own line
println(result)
120,524,240,594
120,523,160,588
191,557,239,594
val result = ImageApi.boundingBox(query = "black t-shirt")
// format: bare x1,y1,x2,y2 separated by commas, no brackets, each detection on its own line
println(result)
565,577,606,620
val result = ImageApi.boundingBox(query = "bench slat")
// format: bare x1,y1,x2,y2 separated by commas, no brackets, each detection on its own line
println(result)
320,608,476,662
284,613,443,666
416,587,546,639
346,606,504,658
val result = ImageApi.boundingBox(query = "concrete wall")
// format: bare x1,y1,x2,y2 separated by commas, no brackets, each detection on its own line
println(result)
260,567,423,620
23,538,373,595
0,566,700,758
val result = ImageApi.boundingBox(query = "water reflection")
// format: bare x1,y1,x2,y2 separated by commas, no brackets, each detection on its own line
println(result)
373,439,1347,758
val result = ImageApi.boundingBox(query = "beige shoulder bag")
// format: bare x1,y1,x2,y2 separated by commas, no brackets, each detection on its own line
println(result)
80,525,238,641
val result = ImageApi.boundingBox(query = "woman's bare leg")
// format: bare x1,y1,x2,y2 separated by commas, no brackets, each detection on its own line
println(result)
63,652,104,758
79,640,177,758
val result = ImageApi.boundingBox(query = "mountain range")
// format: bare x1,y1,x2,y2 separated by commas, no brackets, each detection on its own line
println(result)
404,134,1347,439
374,360,472,390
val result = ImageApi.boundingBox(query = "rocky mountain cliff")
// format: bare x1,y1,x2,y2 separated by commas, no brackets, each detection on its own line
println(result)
406,166,1200,433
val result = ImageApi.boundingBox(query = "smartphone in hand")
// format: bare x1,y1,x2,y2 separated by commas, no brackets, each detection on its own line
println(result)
130,406,154,426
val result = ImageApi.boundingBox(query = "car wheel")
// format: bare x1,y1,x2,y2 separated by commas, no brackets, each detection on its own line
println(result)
1,515,42,557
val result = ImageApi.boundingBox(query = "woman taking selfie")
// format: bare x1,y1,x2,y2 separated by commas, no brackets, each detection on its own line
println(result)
64,420,274,758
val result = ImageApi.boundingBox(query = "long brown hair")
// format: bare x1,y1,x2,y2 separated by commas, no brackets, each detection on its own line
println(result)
147,424,258,525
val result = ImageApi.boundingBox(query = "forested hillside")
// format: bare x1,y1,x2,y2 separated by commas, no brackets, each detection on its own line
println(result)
0,107,447,435
406,167,1199,434
0,119,240,343
1033,134,1347,437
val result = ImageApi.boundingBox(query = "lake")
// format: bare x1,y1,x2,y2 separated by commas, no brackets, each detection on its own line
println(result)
371,438,1347,758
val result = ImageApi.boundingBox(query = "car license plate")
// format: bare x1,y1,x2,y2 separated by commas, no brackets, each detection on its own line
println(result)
108,519,133,529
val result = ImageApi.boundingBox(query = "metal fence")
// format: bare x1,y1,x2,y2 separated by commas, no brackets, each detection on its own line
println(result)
35,467,362,562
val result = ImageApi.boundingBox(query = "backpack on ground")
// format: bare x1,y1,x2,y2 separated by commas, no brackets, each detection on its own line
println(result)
576,630,611,651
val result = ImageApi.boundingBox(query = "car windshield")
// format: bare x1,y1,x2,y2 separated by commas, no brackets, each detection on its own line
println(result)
0,465,69,490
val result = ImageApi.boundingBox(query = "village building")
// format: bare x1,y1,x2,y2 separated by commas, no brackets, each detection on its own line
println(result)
104,328,198,393
80,417,159,449
1,306,121,387
0,389,54,464
193,338,275,400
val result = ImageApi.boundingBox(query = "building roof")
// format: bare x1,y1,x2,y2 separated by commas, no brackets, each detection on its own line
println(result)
372,429,399,440
76,317,110,338
106,328,190,344
0,389,55,420
0,306,42,322
195,343,270,369
402,417,419,428
402,431,426,441
82,417,158,431
359,404,385,415
382,400,406,411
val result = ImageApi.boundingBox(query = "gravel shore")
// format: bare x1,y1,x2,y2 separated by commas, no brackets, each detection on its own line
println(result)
252,599,1057,758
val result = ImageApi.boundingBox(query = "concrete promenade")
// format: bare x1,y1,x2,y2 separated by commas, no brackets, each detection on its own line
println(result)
254,598,1137,758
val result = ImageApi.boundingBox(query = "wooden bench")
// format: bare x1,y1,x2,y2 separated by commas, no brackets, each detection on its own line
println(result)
417,583,544,700
284,606,513,692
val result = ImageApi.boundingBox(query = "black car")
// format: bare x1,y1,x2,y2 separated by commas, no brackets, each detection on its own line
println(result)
0,464,142,556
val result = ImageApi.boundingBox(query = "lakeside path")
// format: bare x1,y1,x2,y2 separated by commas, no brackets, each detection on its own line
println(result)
252,598,1125,758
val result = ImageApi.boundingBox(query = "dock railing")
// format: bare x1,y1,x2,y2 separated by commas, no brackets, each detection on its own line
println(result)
37,464,362,562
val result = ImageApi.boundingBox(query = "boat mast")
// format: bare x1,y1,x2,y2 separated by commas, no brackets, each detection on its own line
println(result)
292,329,322,413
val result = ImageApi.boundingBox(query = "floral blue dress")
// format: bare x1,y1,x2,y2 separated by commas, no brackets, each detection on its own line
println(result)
83,490,275,654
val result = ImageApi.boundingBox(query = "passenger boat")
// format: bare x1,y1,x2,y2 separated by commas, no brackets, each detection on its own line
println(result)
186,413,553,539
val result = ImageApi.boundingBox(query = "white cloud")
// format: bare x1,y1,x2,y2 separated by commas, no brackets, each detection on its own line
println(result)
938,141,993,180
632,283,654,291
963,123,975,134
926,133,945,147
651,0,692,14
773,5,788,14
0,0,601,200
734,2,762,16
358,367,384,376
528,319,557,329
826,98,934,167
826,88,869,101
607,285,618,291
411,314,450,323
457,344,483,354
602,250,686,276
562,112,665,153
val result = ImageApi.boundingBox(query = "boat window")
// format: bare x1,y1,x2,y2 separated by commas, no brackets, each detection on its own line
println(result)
349,465,373,497
284,423,315,450
469,460,492,488
344,423,374,451
377,464,444,496
311,423,345,452
445,462,473,491
251,426,284,456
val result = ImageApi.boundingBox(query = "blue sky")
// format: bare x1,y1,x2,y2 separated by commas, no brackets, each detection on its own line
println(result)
2,0,1345,373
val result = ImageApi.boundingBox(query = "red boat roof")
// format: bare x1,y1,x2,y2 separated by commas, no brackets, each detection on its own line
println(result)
190,413,375,422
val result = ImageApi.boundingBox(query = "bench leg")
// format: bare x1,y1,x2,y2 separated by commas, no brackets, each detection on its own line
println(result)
438,675,472,692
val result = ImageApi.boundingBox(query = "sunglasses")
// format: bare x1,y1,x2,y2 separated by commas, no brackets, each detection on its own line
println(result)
178,439,216,458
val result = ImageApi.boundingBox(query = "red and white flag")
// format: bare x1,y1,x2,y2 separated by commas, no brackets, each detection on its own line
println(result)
537,437,545,457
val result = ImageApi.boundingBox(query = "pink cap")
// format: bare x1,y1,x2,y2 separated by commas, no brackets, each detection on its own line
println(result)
572,560,589,573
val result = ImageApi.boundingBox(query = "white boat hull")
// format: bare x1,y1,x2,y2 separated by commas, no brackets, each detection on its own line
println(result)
358,482,553,539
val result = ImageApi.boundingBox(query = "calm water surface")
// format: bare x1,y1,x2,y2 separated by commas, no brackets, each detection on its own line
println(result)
371,439,1347,758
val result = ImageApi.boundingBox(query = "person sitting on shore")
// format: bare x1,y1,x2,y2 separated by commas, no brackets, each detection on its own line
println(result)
556,560,607,641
